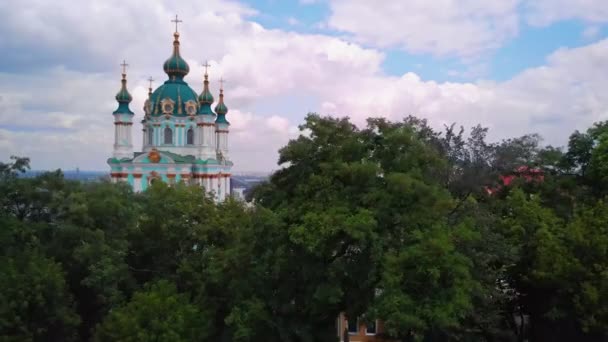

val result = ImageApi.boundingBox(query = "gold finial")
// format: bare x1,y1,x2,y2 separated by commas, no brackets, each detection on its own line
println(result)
120,60,129,78
219,77,226,92
171,14,183,33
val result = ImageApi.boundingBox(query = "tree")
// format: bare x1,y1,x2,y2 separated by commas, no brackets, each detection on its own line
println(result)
94,280,207,342
0,249,80,341
252,114,478,340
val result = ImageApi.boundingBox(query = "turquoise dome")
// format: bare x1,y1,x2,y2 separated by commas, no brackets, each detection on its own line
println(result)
149,80,199,116
149,31,199,116
197,74,215,115
113,74,134,115
215,89,229,124
163,32,190,80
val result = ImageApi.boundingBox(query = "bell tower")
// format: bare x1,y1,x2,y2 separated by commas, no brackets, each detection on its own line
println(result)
112,60,134,160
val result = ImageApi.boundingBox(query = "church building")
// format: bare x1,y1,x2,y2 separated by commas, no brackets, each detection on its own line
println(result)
107,17,233,201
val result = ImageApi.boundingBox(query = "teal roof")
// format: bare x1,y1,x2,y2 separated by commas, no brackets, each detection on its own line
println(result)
147,31,201,116
163,32,189,80
149,80,198,116
161,151,196,163
197,75,215,115
214,89,229,124
113,74,134,115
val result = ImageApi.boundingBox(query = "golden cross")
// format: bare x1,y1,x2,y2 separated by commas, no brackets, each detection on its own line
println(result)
147,77,154,89
120,60,129,74
202,60,211,75
219,77,226,90
171,14,183,33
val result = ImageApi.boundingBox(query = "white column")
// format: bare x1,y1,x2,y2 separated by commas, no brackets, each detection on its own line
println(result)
133,177,142,192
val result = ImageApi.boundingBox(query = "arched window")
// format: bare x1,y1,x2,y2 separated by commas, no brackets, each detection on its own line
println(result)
148,127,154,145
186,128,194,145
164,127,173,144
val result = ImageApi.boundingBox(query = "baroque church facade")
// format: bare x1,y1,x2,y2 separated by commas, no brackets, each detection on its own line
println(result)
107,21,232,200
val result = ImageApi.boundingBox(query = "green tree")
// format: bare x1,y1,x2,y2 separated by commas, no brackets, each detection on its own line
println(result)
94,280,207,342
0,249,80,341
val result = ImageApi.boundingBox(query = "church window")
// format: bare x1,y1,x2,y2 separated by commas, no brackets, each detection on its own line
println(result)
365,320,377,335
187,128,194,145
164,127,173,144
348,318,359,334
148,127,154,145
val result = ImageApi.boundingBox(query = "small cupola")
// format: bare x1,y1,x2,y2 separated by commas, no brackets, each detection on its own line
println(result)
113,60,134,115
214,79,229,124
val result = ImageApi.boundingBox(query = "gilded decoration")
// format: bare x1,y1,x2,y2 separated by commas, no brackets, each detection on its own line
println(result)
148,148,161,163
161,98,175,116
185,100,197,116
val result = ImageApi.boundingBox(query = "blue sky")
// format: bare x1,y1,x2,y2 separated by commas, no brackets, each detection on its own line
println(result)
241,0,607,82
1,0,608,171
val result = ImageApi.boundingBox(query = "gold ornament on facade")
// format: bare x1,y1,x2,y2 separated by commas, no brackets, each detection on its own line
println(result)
185,100,197,119
161,98,175,118
148,148,161,163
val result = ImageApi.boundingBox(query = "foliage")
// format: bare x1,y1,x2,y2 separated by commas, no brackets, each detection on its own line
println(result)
94,280,207,342
2,114,608,341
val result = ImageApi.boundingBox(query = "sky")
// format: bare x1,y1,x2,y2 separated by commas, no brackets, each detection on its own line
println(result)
0,0,607,172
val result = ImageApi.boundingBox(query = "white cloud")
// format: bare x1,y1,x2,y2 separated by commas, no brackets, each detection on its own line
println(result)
318,39,608,146
525,0,608,26
583,26,601,40
287,17,300,26
2,0,608,173
325,0,520,58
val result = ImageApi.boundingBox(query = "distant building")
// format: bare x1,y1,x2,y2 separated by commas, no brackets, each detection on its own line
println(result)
336,313,393,341
107,16,233,201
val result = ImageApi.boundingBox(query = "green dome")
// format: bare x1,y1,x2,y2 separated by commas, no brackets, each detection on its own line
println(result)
163,32,189,80
215,101,227,115
113,74,134,115
215,89,229,124
149,80,199,116
197,75,215,115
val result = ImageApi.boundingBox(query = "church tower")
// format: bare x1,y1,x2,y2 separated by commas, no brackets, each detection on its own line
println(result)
214,80,231,199
112,61,134,160
108,15,234,201
197,63,216,160
215,80,230,161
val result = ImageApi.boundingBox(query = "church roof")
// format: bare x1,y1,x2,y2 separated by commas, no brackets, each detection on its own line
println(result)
149,81,199,116
198,72,215,116
163,32,190,79
214,87,230,124
113,69,134,115
148,29,199,116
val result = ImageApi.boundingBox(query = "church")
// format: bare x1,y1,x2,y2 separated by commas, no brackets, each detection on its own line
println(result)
107,17,233,201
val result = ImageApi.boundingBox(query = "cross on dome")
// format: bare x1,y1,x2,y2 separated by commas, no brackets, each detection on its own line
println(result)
120,60,129,75
171,14,183,33
202,60,211,76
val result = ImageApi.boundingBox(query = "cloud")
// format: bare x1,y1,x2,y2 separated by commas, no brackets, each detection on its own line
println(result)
318,39,608,147
2,0,608,173
582,26,601,40
325,0,520,58
525,0,608,26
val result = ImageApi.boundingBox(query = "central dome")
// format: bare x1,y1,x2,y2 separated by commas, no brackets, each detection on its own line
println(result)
149,30,199,116
149,81,198,116
163,32,190,79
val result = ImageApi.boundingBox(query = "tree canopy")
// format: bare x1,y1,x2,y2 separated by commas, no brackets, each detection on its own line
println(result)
2,114,608,341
